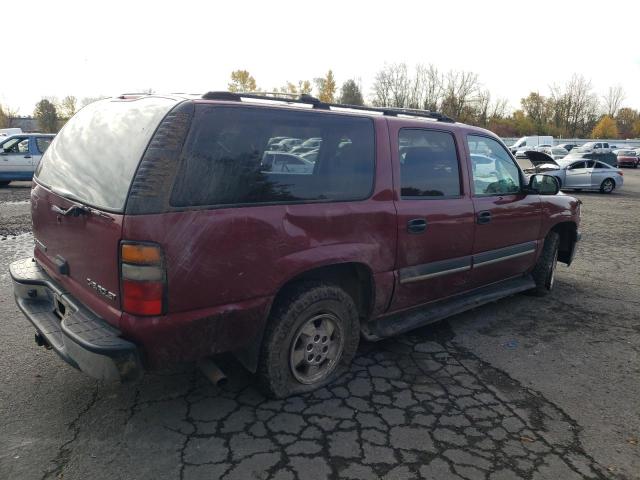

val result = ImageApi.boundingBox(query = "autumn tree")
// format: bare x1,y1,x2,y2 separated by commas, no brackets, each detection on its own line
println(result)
58,96,78,120
276,80,312,95
315,70,337,103
521,92,552,133
34,99,59,133
591,116,618,139
228,70,257,93
615,108,639,139
338,79,364,105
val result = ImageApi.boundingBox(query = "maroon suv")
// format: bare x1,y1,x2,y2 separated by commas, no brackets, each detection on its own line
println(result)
10,92,581,397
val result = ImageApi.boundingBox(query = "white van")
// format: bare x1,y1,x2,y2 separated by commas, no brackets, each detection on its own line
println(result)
510,136,554,153
0,128,23,137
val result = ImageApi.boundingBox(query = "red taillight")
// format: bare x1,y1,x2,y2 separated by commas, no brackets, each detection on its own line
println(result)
122,280,163,316
120,242,165,316
618,170,624,176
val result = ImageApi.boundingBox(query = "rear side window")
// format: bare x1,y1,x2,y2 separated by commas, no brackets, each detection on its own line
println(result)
170,106,375,207
35,97,178,211
35,137,52,154
398,129,461,198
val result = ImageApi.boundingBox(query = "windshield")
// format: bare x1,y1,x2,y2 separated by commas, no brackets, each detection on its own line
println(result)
552,148,568,155
35,97,178,211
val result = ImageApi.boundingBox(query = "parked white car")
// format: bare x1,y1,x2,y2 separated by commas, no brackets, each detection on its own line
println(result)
0,133,55,186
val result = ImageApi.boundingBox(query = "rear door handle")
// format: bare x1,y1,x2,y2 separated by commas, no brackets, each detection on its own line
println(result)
477,211,492,224
407,218,427,234
24,155,31,159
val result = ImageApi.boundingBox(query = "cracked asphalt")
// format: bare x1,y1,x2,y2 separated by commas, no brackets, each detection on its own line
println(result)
1,174,639,480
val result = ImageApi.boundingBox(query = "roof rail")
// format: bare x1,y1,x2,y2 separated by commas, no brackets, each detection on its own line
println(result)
201,91,455,123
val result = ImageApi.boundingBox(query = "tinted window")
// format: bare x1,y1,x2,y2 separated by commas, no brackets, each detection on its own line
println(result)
568,162,585,169
170,106,374,207
595,162,611,169
398,130,460,198
35,97,177,211
585,160,596,168
467,135,520,195
35,137,53,154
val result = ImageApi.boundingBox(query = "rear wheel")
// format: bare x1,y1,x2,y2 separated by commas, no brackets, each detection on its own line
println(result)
529,231,560,296
600,178,615,194
257,282,360,398
0,181,10,187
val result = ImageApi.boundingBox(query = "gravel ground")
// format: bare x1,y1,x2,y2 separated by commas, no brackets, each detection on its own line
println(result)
0,174,638,480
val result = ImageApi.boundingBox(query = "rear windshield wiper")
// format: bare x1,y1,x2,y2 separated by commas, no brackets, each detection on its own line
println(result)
50,202,115,221
50,187,114,221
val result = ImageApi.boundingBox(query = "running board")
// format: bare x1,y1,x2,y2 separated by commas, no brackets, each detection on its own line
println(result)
362,275,536,341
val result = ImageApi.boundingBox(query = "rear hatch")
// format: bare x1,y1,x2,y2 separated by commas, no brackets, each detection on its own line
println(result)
31,96,180,326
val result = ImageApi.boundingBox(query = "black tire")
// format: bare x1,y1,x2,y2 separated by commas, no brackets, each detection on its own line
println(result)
529,231,560,297
0,181,10,187
600,178,615,194
257,282,360,398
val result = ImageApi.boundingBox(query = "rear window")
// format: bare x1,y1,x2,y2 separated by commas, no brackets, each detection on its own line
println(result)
35,97,177,211
170,106,375,207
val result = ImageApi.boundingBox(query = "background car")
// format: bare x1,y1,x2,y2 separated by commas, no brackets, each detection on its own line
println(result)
538,146,569,160
544,158,623,193
557,143,579,152
577,142,611,154
0,133,55,186
615,149,639,168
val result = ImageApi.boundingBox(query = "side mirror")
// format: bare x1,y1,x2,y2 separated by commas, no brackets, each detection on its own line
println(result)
528,174,560,195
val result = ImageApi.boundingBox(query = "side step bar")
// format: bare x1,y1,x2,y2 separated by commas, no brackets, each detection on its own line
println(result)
362,275,535,341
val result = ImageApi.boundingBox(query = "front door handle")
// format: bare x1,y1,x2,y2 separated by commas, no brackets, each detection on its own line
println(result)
407,218,427,234
477,211,492,224
24,155,31,159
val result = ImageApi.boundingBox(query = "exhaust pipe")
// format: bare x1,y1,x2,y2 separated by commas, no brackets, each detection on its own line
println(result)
198,358,228,387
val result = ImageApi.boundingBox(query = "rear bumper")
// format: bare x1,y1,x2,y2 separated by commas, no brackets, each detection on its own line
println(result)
10,258,143,382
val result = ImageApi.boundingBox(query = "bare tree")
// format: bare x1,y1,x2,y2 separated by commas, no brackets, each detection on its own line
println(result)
549,75,599,137
603,85,625,117
371,63,411,108
440,71,480,120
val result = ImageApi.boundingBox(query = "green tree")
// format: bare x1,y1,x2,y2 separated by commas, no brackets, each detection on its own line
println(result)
315,70,337,103
228,70,257,93
591,116,618,139
58,96,78,120
34,99,59,133
338,79,364,105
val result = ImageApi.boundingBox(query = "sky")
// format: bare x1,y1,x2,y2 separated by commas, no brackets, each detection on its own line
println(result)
3,0,640,116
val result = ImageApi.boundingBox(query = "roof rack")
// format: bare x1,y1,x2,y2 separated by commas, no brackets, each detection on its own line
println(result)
201,91,455,123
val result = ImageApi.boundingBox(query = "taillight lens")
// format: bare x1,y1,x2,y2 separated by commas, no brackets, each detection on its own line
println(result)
121,242,165,316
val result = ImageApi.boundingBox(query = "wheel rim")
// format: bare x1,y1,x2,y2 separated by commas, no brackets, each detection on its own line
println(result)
289,313,344,385
603,180,613,192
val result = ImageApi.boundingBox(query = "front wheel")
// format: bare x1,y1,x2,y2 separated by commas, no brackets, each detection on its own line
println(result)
529,231,560,296
600,178,615,194
257,282,360,398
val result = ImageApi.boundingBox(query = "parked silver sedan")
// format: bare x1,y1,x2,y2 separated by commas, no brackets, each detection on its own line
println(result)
544,158,624,193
